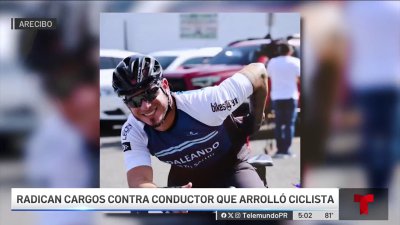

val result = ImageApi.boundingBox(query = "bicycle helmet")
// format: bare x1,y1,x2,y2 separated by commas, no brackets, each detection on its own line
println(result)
112,55,163,97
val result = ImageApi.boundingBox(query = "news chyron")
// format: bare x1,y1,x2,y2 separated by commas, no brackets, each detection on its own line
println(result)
11,18,56,30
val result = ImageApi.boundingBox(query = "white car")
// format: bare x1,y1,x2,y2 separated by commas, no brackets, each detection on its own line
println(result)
149,47,222,72
100,49,138,132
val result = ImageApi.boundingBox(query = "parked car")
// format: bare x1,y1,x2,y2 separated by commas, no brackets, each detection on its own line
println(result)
164,38,299,91
163,36,301,131
100,49,138,134
149,47,222,72
0,66,42,157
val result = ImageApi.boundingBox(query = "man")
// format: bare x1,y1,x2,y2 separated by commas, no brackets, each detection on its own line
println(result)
267,43,300,158
344,1,400,188
113,55,268,188
24,30,99,225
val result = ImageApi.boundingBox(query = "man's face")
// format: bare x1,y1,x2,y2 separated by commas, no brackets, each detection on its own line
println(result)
57,84,100,144
127,79,170,128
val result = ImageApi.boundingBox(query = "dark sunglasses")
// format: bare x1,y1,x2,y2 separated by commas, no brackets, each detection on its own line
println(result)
124,87,160,108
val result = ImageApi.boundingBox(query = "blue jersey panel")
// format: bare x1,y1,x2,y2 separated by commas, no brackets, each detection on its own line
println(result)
144,109,232,169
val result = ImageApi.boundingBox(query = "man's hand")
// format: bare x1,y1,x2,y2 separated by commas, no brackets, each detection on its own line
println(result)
164,182,192,214
181,182,192,188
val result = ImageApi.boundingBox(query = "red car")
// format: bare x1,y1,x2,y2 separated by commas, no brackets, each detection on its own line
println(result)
164,37,301,116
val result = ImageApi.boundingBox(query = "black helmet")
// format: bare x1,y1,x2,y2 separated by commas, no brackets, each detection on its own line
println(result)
112,55,163,97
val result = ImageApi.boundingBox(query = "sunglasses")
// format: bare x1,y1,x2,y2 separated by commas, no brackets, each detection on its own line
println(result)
124,86,160,108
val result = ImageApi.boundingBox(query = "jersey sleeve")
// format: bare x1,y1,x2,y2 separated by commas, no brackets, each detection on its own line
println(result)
175,73,253,126
120,118,151,172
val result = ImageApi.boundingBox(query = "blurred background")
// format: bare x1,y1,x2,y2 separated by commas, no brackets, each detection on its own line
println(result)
0,1,399,225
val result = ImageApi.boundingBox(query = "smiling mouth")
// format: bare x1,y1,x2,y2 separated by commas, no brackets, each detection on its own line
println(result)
143,108,156,117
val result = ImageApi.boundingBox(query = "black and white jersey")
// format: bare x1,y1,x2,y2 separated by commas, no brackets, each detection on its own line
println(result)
120,73,253,171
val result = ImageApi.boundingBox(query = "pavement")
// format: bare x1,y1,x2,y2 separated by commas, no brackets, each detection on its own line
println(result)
100,134,301,188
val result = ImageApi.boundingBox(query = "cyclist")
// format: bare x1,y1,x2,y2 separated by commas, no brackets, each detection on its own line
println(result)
113,55,268,188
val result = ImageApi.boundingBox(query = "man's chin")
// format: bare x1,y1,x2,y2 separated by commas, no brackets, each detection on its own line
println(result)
149,117,163,128
151,122,162,128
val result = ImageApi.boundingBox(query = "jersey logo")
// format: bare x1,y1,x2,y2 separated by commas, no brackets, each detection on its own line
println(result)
210,98,238,112
187,131,199,136
122,124,133,141
155,131,218,157
164,141,220,168
122,142,132,152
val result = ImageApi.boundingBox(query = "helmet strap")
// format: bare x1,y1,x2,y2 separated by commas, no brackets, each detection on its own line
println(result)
153,86,172,128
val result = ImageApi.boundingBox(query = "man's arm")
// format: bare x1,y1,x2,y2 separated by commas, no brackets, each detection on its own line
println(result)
127,166,157,188
237,63,268,133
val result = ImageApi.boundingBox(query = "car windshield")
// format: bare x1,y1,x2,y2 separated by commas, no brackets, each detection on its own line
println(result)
208,45,259,65
182,57,210,65
152,56,177,69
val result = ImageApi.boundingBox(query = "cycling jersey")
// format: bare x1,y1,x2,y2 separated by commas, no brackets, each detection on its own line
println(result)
121,73,253,172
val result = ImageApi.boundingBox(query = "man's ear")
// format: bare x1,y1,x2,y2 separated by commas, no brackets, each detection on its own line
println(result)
161,78,170,91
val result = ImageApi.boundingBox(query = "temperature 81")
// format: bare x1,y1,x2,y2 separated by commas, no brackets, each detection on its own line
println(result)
325,212,334,219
